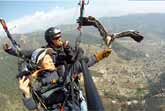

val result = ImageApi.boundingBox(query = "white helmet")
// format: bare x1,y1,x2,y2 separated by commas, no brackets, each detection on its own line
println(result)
31,48,52,64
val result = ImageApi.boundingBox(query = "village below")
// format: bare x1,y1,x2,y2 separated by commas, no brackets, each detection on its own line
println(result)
0,13,165,111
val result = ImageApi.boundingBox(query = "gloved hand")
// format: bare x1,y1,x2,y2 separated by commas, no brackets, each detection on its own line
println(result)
95,48,112,62
3,43,11,51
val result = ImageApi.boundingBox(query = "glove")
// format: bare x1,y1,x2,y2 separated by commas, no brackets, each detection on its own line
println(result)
3,43,11,51
95,48,112,62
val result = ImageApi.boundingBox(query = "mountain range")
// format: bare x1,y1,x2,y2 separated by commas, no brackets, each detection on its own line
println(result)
0,13,165,111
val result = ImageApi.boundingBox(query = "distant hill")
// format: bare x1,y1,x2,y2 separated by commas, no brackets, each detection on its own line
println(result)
100,13,165,40
1,13,163,44
2,13,164,60
51,13,165,42
0,13,165,111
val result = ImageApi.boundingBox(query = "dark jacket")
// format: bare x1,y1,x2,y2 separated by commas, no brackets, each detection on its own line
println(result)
4,46,97,111
22,54,97,111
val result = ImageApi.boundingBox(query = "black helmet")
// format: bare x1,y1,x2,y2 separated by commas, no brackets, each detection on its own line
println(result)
45,27,61,43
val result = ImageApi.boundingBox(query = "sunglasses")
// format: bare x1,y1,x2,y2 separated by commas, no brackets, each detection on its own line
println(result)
52,36,61,40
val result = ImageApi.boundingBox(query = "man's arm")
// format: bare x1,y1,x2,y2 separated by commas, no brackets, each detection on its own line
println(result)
71,48,112,75
86,48,112,67
19,76,38,110
22,97,38,110
3,43,33,59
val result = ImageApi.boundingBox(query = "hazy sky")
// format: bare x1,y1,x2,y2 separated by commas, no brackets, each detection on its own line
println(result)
0,0,165,35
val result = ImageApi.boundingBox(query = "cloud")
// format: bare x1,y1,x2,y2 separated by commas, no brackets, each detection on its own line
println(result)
0,0,165,35
87,0,165,17
0,7,78,35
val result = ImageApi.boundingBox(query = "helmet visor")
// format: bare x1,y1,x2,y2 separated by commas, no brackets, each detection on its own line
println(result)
52,35,61,40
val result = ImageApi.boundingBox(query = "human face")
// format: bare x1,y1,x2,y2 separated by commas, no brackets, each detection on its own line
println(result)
52,36,63,48
41,54,56,70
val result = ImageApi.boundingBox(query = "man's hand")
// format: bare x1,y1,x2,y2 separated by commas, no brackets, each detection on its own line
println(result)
102,48,112,58
63,40,70,48
95,48,112,62
19,76,31,98
3,43,11,51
